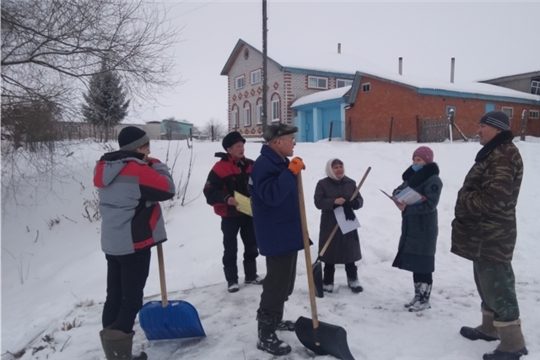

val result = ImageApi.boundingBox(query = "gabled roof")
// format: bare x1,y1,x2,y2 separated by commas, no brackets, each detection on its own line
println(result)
479,70,540,83
221,39,386,78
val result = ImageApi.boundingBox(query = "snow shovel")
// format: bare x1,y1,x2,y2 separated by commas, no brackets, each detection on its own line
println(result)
313,167,371,298
139,243,206,340
295,172,355,360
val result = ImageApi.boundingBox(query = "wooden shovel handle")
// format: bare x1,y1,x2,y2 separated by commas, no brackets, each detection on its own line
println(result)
157,243,168,307
318,167,371,259
297,172,320,335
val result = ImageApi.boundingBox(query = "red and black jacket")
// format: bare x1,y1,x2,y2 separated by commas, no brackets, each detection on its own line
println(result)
203,152,253,217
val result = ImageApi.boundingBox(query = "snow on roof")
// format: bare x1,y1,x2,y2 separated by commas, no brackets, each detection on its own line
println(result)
119,117,147,125
291,86,351,108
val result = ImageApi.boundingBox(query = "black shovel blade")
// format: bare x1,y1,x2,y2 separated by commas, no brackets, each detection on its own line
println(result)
313,260,324,298
295,316,355,360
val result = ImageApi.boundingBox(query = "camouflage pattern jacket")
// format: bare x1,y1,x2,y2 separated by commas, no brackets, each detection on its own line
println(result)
451,131,523,262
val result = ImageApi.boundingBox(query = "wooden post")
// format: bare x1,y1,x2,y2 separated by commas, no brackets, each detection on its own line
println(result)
348,116,352,142
416,115,421,143
388,117,394,143
520,109,527,141
211,125,215,142
328,121,333,141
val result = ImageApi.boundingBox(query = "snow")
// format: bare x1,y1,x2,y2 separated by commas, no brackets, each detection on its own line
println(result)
2,138,539,360
291,86,351,108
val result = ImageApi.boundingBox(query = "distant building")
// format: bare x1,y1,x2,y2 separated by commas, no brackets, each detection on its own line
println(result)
160,118,193,140
480,71,540,95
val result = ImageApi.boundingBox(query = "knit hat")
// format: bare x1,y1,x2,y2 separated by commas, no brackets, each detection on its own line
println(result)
479,110,511,131
413,146,434,164
263,123,298,142
222,131,245,150
118,126,150,151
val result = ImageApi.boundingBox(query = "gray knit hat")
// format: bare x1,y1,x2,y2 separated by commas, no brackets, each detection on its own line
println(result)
479,111,510,131
118,126,150,151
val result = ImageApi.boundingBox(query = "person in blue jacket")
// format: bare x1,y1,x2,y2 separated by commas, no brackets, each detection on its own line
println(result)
249,123,305,356
94,126,175,360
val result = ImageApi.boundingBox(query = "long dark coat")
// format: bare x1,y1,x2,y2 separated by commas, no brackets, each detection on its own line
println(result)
392,163,442,274
314,176,363,264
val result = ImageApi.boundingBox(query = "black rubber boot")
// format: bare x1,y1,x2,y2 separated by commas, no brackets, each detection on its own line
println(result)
256,313,291,356
99,329,148,360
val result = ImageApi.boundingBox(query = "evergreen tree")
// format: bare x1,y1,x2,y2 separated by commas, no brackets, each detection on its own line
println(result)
82,59,130,140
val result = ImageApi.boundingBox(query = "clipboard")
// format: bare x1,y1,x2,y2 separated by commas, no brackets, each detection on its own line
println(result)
234,191,252,216
380,189,402,205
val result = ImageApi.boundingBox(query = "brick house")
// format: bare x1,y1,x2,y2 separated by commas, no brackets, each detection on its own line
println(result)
220,39,376,138
344,71,540,141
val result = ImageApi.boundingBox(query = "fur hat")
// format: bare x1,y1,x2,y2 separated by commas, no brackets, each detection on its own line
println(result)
479,110,511,131
222,131,246,150
263,123,298,142
118,126,150,151
413,146,434,164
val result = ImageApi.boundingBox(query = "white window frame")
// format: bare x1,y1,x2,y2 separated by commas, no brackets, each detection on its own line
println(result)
243,104,251,126
531,80,540,95
502,107,514,119
232,109,238,128
251,69,261,85
235,75,245,90
271,99,280,122
337,79,353,88
530,110,539,119
256,103,263,124
362,83,371,93
308,76,328,90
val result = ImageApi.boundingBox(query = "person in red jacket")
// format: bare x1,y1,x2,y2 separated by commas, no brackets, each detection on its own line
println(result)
94,126,175,360
204,131,263,293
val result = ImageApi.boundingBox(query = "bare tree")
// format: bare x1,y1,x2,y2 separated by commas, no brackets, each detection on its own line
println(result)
201,118,227,141
1,0,182,118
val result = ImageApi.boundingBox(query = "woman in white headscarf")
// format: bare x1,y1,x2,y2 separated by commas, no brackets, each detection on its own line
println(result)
314,158,364,294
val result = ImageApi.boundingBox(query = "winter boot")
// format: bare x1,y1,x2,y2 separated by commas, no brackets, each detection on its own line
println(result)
408,282,431,312
276,319,295,332
245,275,265,285
227,281,240,293
404,282,421,308
460,308,499,341
99,329,148,360
256,313,291,356
323,284,334,293
483,321,528,360
347,278,363,293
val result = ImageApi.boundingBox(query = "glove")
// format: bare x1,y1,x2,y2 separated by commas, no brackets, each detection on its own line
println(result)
288,157,306,175
342,201,356,221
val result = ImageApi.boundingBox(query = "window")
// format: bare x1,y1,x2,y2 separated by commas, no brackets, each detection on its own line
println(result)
337,79,353,88
63,125,79,133
235,76,245,90
362,83,371,92
244,104,251,126
502,107,514,119
531,80,540,95
232,109,238,128
256,103,263,124
251,70,261,85
271,100,280,122
308,76,328,89
530,110,540,119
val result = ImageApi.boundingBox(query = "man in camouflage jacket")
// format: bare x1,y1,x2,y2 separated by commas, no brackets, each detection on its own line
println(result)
451,111,527,360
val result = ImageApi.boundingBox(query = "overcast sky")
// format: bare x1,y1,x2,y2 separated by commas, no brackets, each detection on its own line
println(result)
133,1,540,127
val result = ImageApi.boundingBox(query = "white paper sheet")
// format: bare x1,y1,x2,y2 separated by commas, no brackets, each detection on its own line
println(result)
333,206,361,234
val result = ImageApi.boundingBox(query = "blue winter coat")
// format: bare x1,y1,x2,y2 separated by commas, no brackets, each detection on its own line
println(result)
249,145,304,257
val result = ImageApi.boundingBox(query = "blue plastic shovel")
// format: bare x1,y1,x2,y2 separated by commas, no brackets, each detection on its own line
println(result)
139,243,206,340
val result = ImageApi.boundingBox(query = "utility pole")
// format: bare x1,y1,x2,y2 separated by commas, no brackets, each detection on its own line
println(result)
262,0,268,136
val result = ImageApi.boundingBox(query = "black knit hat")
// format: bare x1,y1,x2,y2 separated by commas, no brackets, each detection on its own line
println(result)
222,131,245,150
263,123,298,142
479,111,510,131
118,126,150,151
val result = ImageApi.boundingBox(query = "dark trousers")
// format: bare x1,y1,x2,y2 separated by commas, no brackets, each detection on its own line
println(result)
258,252,298,321
102,249,151,333
323,262,358,285
413,272,433,284
221,216,259,283
474,260,520,322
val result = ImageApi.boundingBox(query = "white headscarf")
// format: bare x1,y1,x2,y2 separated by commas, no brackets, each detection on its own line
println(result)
325,158,343,181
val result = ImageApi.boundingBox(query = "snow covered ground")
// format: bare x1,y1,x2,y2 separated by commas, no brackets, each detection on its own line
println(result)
1,137,539,360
